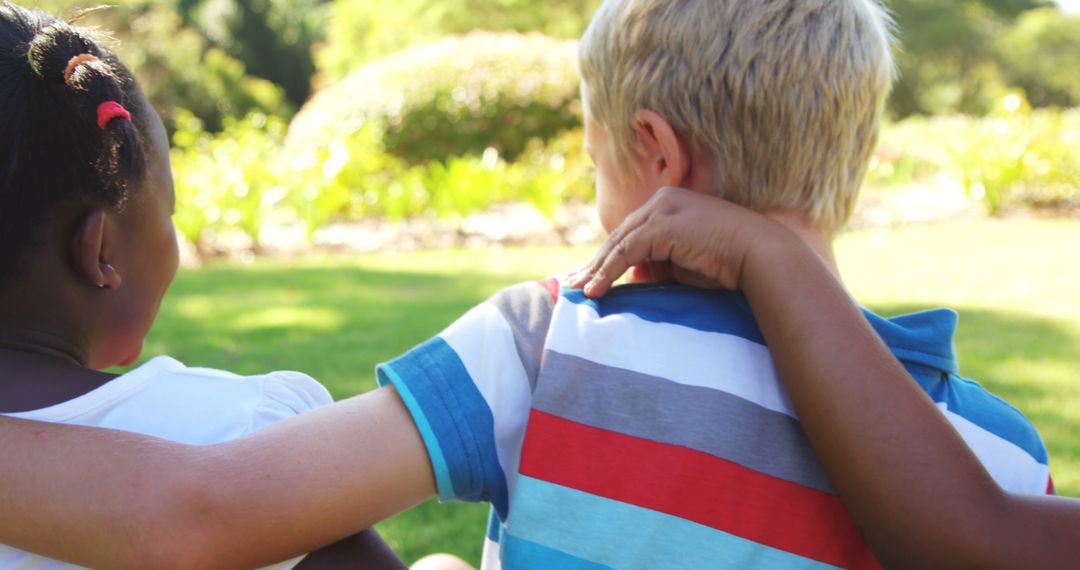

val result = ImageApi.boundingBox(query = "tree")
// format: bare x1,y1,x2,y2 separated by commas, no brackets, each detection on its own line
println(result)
885,0,1058,117
998,8,1080,108
194,0,324,107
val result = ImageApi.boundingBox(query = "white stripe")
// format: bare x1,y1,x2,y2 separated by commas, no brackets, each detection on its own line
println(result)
939,404,1051,494
548,299,1050,496
480,538,503,570
546,299,796,417
440,302,533,508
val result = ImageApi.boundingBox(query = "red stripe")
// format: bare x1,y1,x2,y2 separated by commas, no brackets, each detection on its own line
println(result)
537,277,560,303
1047,474,1056,495
520,411,881,569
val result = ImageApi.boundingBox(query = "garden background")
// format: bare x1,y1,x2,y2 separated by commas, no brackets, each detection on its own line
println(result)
21,0,1080,564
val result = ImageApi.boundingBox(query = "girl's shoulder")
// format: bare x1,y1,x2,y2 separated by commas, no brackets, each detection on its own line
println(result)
7,356,333,444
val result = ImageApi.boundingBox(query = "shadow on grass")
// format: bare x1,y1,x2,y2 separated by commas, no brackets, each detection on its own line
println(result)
870,303,1080,497
147,263,523,397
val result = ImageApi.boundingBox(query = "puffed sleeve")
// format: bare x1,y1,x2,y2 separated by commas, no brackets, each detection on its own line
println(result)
251,370,335,431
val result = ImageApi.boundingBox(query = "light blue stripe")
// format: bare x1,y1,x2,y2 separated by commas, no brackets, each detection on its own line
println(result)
502,533,614,569
507,476,840,570
376,364,454,500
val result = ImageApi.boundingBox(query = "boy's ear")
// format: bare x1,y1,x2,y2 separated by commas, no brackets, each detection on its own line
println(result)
72,210,122,290
633,109,691,188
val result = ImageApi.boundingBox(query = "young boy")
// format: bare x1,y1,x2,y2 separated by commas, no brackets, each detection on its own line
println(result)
0,0,1053,568
379,1,1051,567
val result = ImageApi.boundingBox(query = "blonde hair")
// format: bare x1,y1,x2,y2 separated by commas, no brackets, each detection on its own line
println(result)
580,0,895,233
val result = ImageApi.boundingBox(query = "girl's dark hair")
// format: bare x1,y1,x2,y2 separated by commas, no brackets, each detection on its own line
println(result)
0,2,151,284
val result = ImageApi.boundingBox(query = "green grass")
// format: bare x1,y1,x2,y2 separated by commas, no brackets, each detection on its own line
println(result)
139,218,1079,565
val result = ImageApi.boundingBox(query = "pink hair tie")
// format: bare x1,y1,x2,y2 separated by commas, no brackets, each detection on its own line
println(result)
97,101,132,130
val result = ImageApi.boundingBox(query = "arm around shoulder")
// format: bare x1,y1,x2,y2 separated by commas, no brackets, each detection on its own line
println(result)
0,386,436,569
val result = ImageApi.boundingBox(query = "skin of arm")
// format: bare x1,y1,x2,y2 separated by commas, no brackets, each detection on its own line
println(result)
570,187,1080,569
0,385,434,570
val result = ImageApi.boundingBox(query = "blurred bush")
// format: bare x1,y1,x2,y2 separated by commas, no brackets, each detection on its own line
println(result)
171,110,593,251
292,32,582,164
998,8,1080,108
885,0,1076,118
193,0,324,107
316,0,601,81
869,96,1079,215
46,3,292,132
171,111,290,253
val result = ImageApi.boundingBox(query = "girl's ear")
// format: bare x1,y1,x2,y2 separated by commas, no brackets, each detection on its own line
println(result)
633,109,692,188
72,210,122,290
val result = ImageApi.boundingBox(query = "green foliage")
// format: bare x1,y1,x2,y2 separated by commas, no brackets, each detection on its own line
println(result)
171,110,289,252
50,3,292,132
296,32,582,164
194,0,324,107
887,0,1007,117
998,8,1080,108
316,0,600,80
171,104,593,249
885,0,1065,118
298,127,593,224
869,97,1080,215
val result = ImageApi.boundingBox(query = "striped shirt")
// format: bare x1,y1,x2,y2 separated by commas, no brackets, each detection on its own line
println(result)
377,279,1051,569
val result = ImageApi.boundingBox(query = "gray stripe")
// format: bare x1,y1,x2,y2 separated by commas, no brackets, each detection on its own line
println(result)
533,351,835,493
488,282,556,390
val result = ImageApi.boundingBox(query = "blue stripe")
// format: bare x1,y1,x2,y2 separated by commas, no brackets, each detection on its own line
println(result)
376,365,454,500
506,476,839,570
561,286,766,344
486,507,502,542
376,337,509,515
502,533,614,570
914,372,1049,464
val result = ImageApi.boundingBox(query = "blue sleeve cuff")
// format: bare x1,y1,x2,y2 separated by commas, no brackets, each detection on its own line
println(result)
377,361,458,502
376,337,507,511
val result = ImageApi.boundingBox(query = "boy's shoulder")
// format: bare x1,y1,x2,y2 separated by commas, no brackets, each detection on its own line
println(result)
862,306,1052,494
932,371,1052,493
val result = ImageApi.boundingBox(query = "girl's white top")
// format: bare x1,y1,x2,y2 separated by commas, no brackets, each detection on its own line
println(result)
3,355,334,570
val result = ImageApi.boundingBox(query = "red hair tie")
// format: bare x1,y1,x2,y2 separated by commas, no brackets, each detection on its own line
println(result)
97,101,132,130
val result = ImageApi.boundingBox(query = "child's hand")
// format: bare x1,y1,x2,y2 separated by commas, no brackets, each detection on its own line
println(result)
568,187,793,297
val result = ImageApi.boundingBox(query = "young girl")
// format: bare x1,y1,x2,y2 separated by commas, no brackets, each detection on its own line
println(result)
0,4,401,568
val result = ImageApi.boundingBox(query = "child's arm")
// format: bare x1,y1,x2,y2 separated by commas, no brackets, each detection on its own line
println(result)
570,187,1080,569
0,385,434,570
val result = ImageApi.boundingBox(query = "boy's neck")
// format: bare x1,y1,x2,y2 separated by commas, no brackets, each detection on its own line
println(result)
763,211,840,277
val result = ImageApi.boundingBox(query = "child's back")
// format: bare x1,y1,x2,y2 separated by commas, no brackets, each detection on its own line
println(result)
380,279,1051,568
377,0,1053,567
0,4,401,568
1,358,332,570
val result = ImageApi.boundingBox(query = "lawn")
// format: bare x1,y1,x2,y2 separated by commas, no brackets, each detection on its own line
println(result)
141,217,1079,565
